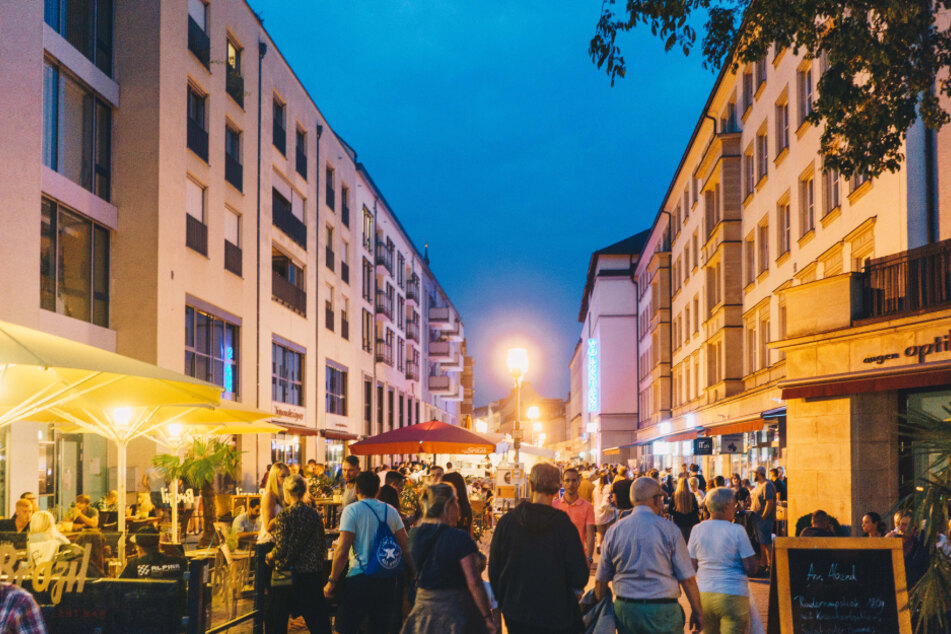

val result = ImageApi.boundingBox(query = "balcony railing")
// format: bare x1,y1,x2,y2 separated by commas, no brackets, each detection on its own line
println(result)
273,121,286,155
341,261,350,285
341,315,349,341
272,195,306,248
272,271,306,315
376,290,393,320
325,247,335,272
861,238,951,319
186,215,207,255
296,146,307,179
342,201,350,228
375,241,393,274
375,339,393,365
407,275,420,303
224,240,242,276
226,68,244,107
407,320,420,342
225,153,242,191
406,361,419,381
187,118,208,162
187,16,210,68
325,304,334,332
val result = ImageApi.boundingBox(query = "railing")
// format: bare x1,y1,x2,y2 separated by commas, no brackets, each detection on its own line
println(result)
187,16,210,68
861,238,951,319
272,271,306,315
326,183,335,210
342,200,350,227
186,215,207,255
406,361,419,381
225,153,242,191
376,290,393,320
375,241,393,273
375,339,393,365
296,146,307,178
325,246,335,272
341,315,349,340
224,240,242,276
340,262,349,284
187,118,208,162
226,68,244,107
273,121,286,155
325,305,334,332
406,320,420,342
407,275,420,303
272,194,306,248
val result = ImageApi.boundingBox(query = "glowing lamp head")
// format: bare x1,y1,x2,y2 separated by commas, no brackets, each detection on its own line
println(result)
112,407,133,428
526,405,540,420
167,423,183,438
533,422,542,432
506,348,528,379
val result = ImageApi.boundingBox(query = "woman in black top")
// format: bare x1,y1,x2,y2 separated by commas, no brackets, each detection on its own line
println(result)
669,476,700,543
264,474,330,634
401,484,496,634
442,472,473,536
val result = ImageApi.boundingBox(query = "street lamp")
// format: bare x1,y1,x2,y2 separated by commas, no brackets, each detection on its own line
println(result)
506,348,528,464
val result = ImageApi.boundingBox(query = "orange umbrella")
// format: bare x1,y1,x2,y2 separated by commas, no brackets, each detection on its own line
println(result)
348,420,496,456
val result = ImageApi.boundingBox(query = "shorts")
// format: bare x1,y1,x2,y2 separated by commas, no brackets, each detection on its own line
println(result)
755,518,773,546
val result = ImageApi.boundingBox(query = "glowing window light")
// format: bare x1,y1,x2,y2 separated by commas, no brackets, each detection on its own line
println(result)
586,339,600,413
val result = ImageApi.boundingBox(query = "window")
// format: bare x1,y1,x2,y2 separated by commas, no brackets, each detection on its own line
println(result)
185,306,239,399
800,175,815,235
851,171,870,191
775,100,789,155
325,225,335,271
341,297,350,341
745,233,756,285
225,38,244,107
397,337,405,372
399,393,405,427
364,378,373,431
742,69,754,112
185,177,207,253
186,83,208,162
224,207,241,275
295,128,307,179
272,250,305,314
747,324,757,374
693,296,699,333
759,317,770,369
341,240,350,285
397,295,405,330
40,197,109,327
325,164,335,210
387,388,394,430
225,124,242,190
692,233,698,270
778,302,787,361
45,0,113,76
777,200,791,255
325,285,334,332
273,97,286,155
397,253,405,288
797,66,813,126
43,62,112,200
377,384,384,428
743,146,754,199
823,168,840,215
362,207,373,251
361,309,372,353
341,185,350,227
362,257,373,302
758,222,769,273
756,128,768,182
326,363,347,415
186,0,209,67
272,343,303,406
755,57,767,89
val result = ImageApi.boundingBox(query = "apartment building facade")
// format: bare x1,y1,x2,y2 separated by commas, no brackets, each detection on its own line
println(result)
628,39,951,533
0,0,464,512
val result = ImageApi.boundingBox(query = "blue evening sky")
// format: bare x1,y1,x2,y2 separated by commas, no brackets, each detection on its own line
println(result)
249,1,716,405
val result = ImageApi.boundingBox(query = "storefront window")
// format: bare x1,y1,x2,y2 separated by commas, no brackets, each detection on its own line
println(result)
900,389,951,496
38,425,56,511
270,433,300,467
324,439,343,470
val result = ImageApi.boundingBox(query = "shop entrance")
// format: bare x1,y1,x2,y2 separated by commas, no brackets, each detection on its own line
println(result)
899,387,951,497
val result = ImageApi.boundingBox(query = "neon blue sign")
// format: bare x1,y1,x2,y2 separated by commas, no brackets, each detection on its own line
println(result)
587,338,600,413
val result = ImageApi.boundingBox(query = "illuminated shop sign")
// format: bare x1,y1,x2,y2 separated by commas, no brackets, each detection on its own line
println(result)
587,338,600,413
863,331,951,365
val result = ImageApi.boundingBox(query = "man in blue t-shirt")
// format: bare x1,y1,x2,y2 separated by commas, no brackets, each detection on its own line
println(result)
324,470,415,634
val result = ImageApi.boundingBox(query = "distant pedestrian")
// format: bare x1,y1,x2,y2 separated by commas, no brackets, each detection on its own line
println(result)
799,510,836,537
862,512,886,538
595,477,703,634
340,456,361,508
749,466,776,573
669,476,700,545
553,467,596,562
442,472,474,537
769,468,787,502
593,473,617,549
489,463,588,634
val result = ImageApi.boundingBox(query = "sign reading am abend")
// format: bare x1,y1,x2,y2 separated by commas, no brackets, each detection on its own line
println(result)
587,338,599,414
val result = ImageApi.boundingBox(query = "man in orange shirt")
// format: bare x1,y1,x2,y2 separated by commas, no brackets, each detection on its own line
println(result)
553,467,596,565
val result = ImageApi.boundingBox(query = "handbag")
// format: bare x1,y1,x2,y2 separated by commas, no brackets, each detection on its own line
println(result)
270,514,321,588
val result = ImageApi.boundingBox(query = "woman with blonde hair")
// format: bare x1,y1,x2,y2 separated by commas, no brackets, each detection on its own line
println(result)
669,476,701,543
27,510,69,566
259,462,289,544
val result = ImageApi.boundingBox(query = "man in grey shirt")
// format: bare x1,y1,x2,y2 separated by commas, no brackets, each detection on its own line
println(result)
340,455,361,508
595,477,703,633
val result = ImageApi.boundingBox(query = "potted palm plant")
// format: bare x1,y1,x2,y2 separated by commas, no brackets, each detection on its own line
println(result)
153,437,242,547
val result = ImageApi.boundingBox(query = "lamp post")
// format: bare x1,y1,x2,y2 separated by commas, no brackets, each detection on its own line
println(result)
527,405,540,445
506,348,528,464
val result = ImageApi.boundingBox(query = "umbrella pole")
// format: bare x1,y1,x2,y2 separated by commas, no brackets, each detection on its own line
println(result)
170,476,179,544
117,439,127,563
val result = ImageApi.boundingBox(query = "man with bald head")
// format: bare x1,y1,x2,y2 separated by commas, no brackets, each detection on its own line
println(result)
596,477,703,633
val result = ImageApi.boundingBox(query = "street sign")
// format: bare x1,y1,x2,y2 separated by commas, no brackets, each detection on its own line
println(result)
720,433,744,454
693,437,713,455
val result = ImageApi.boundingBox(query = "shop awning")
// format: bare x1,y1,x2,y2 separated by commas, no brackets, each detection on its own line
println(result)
781,362,951,400
276,422,321,437
320,429,359,440
603,442,637,456
700,417,765,436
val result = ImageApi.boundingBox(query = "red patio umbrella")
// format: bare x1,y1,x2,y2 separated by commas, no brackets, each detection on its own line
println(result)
348,420,496,456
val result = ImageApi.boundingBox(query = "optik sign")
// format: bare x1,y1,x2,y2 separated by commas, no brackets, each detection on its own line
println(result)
587,338,600,413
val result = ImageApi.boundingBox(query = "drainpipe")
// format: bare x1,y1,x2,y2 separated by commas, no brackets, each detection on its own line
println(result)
630,254,640,433
255,40,267,489
657,211,674,423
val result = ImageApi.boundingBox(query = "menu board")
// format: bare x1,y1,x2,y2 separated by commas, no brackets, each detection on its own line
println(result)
771,537,911,634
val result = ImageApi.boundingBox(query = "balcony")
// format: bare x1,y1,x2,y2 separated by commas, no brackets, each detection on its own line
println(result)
325,246,335,272
861,238,951,320
296,146,307,179
224,240,242,276
226,68,244,108
375,290,393,320
187,118,208,162
428,306,452,329
375,339,394,366
272,271,306,315
428,340,454,362
406,361,419,381
406,275,420,305
443,320,465,342
406,320,420,342
341,261,349,285
428,374,456,396
187,16,210,68
225,153,242,191
272,195,306,248
375,241,393,274
186,215,207,255
341,315,349,340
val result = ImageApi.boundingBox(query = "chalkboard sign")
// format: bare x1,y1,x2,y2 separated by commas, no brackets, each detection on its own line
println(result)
772,537,911,634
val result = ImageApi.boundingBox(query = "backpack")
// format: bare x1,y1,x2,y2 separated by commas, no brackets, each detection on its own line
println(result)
356,500,403,578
